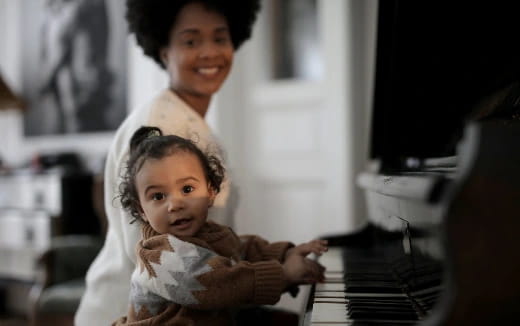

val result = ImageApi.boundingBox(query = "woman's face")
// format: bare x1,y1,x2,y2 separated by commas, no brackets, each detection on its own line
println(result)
136,151,215,237
161,2,234,104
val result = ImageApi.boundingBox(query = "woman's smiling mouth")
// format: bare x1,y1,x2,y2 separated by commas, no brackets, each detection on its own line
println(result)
197,67,220,76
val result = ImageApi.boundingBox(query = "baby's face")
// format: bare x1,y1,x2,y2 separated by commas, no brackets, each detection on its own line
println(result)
135,151,215,237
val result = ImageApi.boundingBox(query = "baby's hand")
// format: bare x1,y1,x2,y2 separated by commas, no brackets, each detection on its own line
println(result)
282,239,328,286
285,239,328,261
282,254,325,286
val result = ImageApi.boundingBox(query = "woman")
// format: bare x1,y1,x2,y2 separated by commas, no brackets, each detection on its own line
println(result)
75,1,261,325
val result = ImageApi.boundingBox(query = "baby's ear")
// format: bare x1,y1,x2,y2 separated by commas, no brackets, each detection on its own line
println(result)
208,186,217,207
137,203,148,222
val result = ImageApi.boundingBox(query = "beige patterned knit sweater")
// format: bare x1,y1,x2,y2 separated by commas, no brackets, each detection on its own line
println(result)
113,221,293,325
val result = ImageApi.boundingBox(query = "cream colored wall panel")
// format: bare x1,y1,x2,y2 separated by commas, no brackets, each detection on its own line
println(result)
250,81,322,107
258,109,321,155
255,158,324,181
244,181,325,244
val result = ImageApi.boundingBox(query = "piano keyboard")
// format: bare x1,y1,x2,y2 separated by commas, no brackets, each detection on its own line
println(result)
304,246,441,325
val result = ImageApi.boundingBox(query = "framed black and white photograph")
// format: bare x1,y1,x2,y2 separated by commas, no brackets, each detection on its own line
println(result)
20,0,127,136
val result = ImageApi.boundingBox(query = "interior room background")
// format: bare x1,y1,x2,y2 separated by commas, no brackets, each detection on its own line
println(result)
0,0,376,313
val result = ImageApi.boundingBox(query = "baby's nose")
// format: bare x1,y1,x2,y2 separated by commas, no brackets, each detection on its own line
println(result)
167,196,185,212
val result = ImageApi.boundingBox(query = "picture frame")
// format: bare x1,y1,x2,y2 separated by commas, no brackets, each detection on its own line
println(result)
20,0,127,136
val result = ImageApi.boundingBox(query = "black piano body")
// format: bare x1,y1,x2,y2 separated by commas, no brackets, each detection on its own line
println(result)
301,1,520,325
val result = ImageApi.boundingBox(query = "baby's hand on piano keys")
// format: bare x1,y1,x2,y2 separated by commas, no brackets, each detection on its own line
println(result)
282,240,328,286
282,253,326,286
285,239,328,261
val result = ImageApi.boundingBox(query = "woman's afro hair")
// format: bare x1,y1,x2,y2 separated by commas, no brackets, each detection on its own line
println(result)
126,0,261,68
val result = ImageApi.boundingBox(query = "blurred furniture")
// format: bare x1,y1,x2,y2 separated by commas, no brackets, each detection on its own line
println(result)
29,235,103,326
27,170,106,326
0,169,100,280
0,166,103,325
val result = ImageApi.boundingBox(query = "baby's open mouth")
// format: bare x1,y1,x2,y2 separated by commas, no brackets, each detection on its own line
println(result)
172,218,192,226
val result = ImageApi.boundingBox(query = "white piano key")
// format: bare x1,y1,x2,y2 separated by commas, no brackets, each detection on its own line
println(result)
314,293,346,299
324,271,344,276
314,297,348,303
311,302,349,323
317,248,344,272
315,283,346,292
324,271,344,279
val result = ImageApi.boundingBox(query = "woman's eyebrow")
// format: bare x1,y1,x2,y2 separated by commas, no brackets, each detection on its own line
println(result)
178,26,229,36
215,26,229,33
178,28,199,36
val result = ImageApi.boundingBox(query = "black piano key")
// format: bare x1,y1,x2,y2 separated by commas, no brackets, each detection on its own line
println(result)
345,282,404,294
348,310,419,321
348,301,416,309
348,306,417,315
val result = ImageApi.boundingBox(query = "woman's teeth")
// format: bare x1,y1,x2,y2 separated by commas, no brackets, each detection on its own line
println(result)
198,67,219,76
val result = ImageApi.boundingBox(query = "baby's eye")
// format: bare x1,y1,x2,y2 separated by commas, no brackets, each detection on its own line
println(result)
151,192,165,201
182,185,194,194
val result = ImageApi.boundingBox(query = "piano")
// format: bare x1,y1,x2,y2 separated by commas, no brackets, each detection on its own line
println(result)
301,1,520,325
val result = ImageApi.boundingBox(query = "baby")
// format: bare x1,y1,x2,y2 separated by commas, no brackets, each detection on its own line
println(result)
113,126,327,325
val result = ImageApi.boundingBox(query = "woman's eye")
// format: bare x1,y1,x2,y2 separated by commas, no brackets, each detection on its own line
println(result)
215,37,229,44
182,38,199,47
151,193,165,201
182,185,194,194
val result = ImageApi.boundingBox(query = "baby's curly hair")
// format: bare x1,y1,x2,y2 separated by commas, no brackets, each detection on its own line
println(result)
119,126,225,223
126,0,261,68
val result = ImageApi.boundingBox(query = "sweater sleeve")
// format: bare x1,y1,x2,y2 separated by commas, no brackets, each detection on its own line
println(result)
239,234,294,263
130,234,285,315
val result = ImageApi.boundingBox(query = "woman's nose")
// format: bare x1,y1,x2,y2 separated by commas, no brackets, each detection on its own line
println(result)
199,42,218,59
